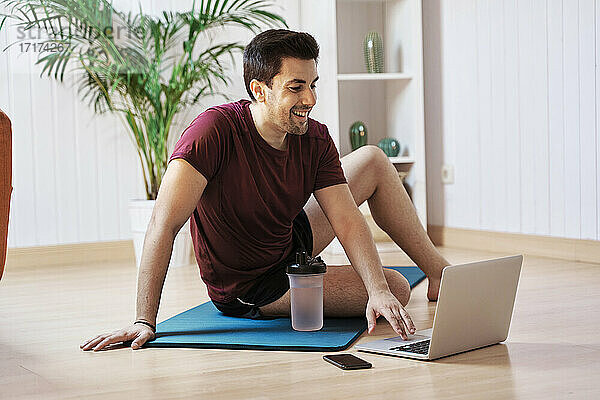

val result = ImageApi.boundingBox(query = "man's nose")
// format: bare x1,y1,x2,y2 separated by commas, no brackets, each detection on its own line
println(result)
303,88,316,107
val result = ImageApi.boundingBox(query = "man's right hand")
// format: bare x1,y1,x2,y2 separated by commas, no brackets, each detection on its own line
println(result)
80,160,206,353
80,323,155,351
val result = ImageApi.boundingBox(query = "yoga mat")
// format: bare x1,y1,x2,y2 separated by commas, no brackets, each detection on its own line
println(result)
144,266,425,351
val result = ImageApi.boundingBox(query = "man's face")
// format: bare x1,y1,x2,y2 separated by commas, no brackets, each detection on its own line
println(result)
261,57,318,136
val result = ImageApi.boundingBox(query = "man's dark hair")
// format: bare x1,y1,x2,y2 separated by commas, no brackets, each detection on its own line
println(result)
243,29,319,100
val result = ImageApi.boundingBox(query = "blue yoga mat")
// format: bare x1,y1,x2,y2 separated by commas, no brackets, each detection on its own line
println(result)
145,266,425,351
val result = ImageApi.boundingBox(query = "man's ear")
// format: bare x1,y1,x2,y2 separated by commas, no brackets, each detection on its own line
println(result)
250,79,266,102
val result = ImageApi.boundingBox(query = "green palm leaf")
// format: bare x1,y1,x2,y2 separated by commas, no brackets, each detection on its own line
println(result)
1,0,286,199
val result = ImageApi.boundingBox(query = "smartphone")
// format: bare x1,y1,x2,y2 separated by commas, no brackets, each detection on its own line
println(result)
323,354,372,370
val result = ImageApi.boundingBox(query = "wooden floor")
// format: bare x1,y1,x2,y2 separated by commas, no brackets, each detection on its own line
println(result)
1,246,599,399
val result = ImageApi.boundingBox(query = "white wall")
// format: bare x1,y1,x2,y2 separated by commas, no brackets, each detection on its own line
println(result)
2,0,299,248
10,0,597,248
424,0,600,241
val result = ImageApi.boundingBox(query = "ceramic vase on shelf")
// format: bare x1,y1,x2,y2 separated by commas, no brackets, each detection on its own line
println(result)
363,31,384,73
377,138,401,157
349,121,368,150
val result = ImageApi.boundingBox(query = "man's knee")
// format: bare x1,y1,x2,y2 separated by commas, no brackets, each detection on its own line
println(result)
383,269,411,306
356,145,391,170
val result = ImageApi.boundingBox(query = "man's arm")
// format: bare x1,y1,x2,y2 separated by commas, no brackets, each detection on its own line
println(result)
81,159,207,351
313,183,416,339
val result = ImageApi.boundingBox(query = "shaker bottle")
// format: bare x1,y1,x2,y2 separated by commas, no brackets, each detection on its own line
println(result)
286,250,327,331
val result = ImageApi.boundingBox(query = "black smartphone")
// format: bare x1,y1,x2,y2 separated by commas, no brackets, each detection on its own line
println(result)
323,354,372,370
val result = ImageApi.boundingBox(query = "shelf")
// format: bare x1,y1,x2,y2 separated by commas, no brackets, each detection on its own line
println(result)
337,0,390,3
342,154,414,164
387,156,414,164
337,73,413,81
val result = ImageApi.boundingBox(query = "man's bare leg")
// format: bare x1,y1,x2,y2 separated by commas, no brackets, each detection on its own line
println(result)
260,146,449,317
260,265,411,317
314,145,448,300
299,145,447,297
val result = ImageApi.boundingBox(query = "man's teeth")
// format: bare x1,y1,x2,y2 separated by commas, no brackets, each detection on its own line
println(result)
292,110,309,118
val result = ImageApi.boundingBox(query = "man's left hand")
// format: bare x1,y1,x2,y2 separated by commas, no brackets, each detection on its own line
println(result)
366,291,416,340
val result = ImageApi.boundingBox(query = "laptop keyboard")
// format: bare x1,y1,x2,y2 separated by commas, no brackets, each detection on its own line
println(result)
389,339,430,355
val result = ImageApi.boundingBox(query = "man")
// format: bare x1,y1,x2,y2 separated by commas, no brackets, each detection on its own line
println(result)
81,29,449,352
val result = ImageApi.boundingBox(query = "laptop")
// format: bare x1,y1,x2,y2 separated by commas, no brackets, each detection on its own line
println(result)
356,255,523,361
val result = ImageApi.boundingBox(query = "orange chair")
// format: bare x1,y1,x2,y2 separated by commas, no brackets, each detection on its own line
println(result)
0,109,12,280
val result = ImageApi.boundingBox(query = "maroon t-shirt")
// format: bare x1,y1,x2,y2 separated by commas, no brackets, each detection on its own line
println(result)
169,100,347,302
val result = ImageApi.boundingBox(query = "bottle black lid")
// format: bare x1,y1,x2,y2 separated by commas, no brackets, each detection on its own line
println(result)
286,250,327,274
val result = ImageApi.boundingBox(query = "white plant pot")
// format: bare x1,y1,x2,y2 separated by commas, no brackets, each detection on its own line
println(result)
129,199,193,268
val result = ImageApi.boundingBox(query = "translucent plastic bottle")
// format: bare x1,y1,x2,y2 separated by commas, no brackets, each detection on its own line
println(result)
286,251,327,331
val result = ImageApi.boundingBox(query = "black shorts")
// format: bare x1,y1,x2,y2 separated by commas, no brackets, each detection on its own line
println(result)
212,210,314,319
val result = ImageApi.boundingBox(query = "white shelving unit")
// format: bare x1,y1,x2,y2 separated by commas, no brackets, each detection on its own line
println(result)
299,0,426,255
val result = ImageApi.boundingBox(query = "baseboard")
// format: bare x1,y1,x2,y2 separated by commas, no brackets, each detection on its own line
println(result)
6,240,135,268
427,225,600,264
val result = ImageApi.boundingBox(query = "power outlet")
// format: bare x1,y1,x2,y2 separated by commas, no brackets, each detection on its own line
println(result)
441,164,454,184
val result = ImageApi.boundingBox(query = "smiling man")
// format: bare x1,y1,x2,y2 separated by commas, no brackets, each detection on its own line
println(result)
81,29,450,352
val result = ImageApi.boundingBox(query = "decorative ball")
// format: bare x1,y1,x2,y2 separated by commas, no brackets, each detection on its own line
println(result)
377,138,401,157
349,121,368,151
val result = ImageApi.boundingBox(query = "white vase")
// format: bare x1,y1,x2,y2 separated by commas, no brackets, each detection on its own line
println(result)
128,199,193,268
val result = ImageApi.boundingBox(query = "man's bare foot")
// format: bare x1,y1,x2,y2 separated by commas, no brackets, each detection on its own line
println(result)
426,264,448,301
427,276,441,301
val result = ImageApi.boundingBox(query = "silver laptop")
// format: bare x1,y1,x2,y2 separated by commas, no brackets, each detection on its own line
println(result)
356,255,523,361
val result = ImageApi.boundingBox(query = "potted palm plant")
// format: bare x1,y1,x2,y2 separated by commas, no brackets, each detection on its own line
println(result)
1,0,286,266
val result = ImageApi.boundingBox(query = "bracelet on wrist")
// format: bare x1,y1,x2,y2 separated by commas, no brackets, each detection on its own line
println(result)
134,320,156,332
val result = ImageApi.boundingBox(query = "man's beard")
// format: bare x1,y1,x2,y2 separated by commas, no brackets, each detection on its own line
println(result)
287,117,309,135
266,105,309,135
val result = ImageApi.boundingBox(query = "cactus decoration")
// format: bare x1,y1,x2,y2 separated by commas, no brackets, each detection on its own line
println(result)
349,121,368,150
377,138,401,157
363,31,384,73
